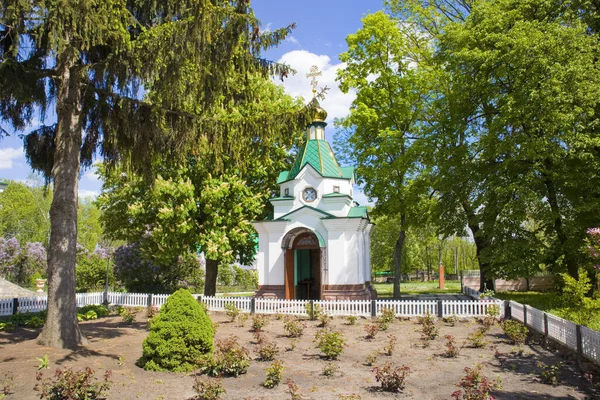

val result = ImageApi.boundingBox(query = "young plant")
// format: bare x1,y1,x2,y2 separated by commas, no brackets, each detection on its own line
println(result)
502,320,528,345
372,362,411,392
305,303,323,321
466,329,488,349
0,374,14,398
322,362,340,377
364,323,379,340
199,336,250,377
314,329,346,359
345,315,357,325
383,335,397,356
36,354,50,370
224,303,240,322
192,378,225,400
35,367,112,400
286,378,301,400
252,331,265,344
318,313,331,328
286,338,298,352
237,313,249,327
451,364,501,400
251,314,269,332
379,307,396,325
255,341,279,361
443,335,460,358
284,317,305,337
443,315,459,327
365,352,378,366
538,361,562,386
146,306,159,323
264,360,284,389
119,308,135,324
419,312,438,341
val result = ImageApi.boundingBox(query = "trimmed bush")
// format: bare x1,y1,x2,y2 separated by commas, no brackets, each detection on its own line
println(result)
139,289,214,372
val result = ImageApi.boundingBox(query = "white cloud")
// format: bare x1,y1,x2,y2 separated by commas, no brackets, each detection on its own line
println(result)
275,50,356,124
0,147,24,169
286,35,300,45
78,189,99,199
83,166,99,181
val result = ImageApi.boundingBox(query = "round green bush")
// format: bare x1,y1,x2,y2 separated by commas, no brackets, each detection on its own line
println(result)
139,289,214,372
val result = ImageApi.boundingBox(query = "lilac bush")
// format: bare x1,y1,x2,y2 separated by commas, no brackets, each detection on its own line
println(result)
0,237,47,287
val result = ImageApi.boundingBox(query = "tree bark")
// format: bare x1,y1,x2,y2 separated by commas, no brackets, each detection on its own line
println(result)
37,49,88,348
462,201,494,292
204,259,218,296
393,214,406,298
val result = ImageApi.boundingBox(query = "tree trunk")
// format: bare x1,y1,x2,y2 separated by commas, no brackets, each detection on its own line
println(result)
37,51,87,348
462,201,494,292
542,159,578,278
393,214,406,298
204,259,218,296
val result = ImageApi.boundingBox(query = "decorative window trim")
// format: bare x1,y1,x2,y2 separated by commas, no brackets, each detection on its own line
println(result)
302,187,318,203
333,186,340,193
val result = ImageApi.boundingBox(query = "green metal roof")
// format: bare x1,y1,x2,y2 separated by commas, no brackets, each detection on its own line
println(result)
283,140,350,182
322,193,351,199
269,196,295,202
347,206,368,218
275,205,336,221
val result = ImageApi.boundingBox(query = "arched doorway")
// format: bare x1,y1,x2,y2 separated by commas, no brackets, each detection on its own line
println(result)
281,228,324,300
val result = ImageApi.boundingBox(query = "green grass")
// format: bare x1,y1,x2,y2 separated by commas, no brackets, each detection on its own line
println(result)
373,280,461,297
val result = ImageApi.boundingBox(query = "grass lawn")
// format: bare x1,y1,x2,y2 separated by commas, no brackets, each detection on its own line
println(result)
373,280,461,297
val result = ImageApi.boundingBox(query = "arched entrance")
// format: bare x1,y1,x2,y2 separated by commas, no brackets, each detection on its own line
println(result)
282,228,325,300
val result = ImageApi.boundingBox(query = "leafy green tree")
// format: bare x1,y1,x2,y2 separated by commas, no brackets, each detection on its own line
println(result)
336,11,433,297
1,0,307,348
0,182,51,246
77,198,103,252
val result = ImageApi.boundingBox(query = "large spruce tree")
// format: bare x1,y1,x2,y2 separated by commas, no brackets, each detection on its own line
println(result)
0,0,309,348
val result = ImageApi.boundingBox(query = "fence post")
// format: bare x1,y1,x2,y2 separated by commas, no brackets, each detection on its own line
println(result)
147,294,153,308
309,300,315,320
523,305,528,326
543,312,549,337
250,297,256,315
576,325,583,360
504,301,511,320
371,300,377,319
12,298,18,315
437,300,444,318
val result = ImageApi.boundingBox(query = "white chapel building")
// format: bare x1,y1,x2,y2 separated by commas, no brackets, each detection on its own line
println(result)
253,97,376,300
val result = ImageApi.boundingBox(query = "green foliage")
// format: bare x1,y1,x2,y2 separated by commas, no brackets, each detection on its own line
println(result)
418,312,438,340
322,362,340,377
251,315,269,332
286,379,301,400
558,269,600,327
255,341,279,361
305,303,323,321
119,308,135,324
365,352,378,366
379,307,396,326
224,303,240,322
502,320,528,345
35,367,112,400
37,354,50,370
538,361,562,386
283,317,305,338
451,364,501,400
191,378,225,400
140,289,213,372
199,336,250,377
76,251,114,293
383,335,397,356
237,313,249,327
314,329,346,359
78,305,109,318
0,182,51,246
264,360,284,388
345,315,358,325
0,321,15,332
466,329,488,349
373,362,411,392
444,335,460,358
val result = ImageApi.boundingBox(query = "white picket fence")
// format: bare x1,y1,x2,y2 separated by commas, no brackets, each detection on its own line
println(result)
315,300,371,316
256,298,308,315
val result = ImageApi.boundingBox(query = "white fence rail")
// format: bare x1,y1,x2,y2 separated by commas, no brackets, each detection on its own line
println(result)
377,299,438,317
0,298,13,316
255,298,308,315
443,299,504,317
314,300,371,317
202,296,252,313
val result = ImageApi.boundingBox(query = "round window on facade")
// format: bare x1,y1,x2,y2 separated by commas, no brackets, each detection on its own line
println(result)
302,187,317,202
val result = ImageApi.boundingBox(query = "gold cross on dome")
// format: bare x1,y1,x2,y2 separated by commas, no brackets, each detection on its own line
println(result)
306,65,322,97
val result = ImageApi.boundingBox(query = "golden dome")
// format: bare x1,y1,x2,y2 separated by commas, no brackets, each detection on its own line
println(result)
309,98,328,123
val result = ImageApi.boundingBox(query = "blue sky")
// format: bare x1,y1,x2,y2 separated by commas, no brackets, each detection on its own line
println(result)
0,0,384,204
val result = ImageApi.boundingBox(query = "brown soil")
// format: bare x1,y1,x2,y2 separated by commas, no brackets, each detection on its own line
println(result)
0,311,598,400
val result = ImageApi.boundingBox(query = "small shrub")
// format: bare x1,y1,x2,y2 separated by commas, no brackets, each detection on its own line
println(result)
140,289,213,372
305,303,323,321
284,317,305,337
314,329,346,359
379,307,396,325
345,315,357,325
79,304,109,318
191,378,225,400
26,315,45,328
318,313,331,327
264,360,284,388
1,373,14,398
502,320,528,345
444,315,459,327
255,341,279,361
0,321,15,331
36,354,50,370
486,304,500,318
224,303,240,322
383,335,397,356
287,338,298,352
451,364,501,400
275,313,284,320
322,362,340,377
199,336,250,377
365,352,378,366
286,378,301,400
444,335,460,358
466,329,488,349
538,361,562,386
377,318,389,331
146,306,159,322
237,313,249,327
479,289,495,299
419,312,438,341
119,308,135,324
373,362,411,392
252,331,265,344
251,314,269,332
35,367,112,400
364,323,379,340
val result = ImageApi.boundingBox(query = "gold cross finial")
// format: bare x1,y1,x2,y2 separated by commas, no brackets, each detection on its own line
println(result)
306,65,322,98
